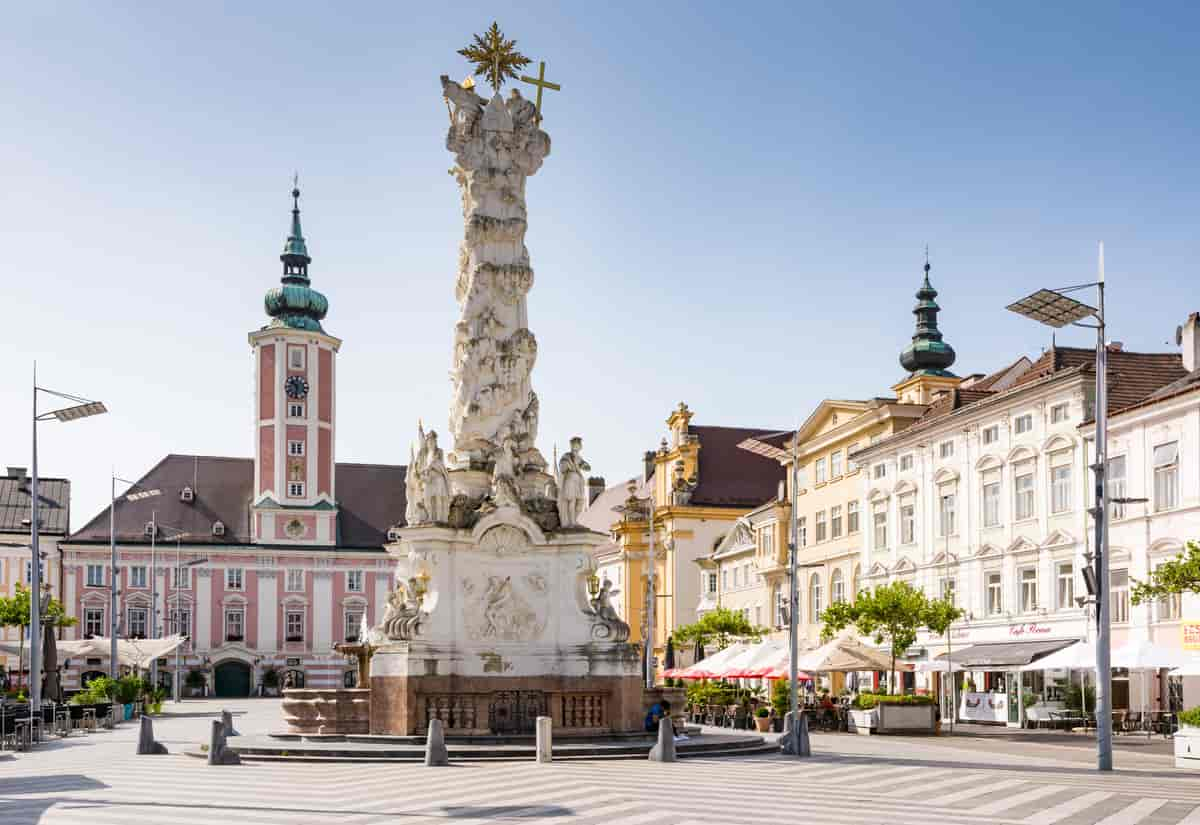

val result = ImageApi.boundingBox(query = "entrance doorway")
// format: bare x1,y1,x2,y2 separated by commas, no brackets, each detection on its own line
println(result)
214,661,252,697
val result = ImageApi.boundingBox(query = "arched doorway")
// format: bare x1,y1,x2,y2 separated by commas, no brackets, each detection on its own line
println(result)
214,660,252,697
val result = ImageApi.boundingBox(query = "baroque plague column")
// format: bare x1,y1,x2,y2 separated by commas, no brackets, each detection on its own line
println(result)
368,27,641,736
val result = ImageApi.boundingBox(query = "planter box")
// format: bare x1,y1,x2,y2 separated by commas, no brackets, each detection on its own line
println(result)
1176,724,1200,770
847,709,877,735
877,703,937,735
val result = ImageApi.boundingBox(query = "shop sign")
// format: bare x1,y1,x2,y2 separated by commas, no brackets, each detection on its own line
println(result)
286,657,301,666
1008,623,1052,637
1183,621,1200,650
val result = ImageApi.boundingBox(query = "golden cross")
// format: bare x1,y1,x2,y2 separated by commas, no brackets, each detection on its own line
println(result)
519,61,560,122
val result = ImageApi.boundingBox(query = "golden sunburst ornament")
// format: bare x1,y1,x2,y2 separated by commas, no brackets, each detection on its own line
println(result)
458,22,531,93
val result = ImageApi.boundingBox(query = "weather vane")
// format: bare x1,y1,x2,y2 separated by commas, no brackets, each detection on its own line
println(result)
458,22,531,93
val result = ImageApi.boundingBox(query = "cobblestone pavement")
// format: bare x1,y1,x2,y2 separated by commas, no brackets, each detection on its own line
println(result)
1,699,1195,825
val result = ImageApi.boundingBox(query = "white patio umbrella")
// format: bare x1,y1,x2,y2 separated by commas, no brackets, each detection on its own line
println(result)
1111,639,1185,670
1169,662,1200,677
1018,640,1095,672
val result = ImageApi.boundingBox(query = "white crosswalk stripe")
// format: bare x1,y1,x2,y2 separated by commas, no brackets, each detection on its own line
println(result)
1093,798,1171,825
1024,790,1116,824
971,783,1068,815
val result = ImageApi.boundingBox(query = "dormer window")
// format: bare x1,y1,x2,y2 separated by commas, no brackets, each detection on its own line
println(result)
212,521,226,537
180,486,194,502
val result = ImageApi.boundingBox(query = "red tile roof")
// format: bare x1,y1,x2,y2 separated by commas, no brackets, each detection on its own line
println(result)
68,454,406,550
688,425,786,508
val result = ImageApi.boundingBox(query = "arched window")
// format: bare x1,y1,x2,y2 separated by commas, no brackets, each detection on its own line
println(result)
809,573,823,623
851,564,861,602
831,569,845,604
773,584,787,628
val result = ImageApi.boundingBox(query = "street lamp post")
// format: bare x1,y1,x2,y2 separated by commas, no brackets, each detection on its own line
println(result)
29,366,107,712
109,477,160,679
163,528,203,704
645,500,656,690
784,426,815,757
1007,243,1112,771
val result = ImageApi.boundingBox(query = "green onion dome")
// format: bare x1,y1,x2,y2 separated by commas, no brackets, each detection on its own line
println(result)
265,185,328,332
899,260,956,376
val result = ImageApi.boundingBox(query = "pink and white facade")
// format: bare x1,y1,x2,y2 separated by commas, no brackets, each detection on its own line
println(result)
58,188,407,695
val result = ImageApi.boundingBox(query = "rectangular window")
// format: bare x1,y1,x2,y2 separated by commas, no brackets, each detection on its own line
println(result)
1050,402,1069,424
169,607,191,637
346,570,364,592
226,568,244,591
982,425,999,445
899,454,914,472
873,463,887,480
288,346,305,370
225,608,245,641
733,566,740,588
1055,562,1074,610
846,444,860,472
815,458,827,484
982,468,1001,527
830,451,843,478
754,605,762,627
1014,414,1033,434
939,577,956,606
815,510,827,542
129,566,147,589
939,493,956,537
722,570,728,591
127,607,148,639
830,505,843,539
774,587,787,627
288,402,306,419
1154,442,1179,512
1157,563,1182,621
797,517,807,547
285,610,305,642
707,573,718,594
286,569,305,592
758,527,774,559
288,440,305,456
84,607,104,638
288,482,305,498
1108,456,1127,520
939,440,954,459
1111,569,1130,623
873,510,887,549
1020,567,1038,613
23,559,43,584
1051,464,1072,514
986,572,1003,616
345,609,362,642
847,501,859,534
1014,463,1036,520
86,564,104,587
172,567,191,589
900,498,915,544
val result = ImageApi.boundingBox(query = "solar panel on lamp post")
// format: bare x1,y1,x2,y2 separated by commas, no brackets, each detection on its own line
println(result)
31,366,107,714
1006,244,1111,771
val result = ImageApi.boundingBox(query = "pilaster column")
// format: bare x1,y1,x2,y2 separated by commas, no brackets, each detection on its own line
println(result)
195,568,213,651
312,571,333,652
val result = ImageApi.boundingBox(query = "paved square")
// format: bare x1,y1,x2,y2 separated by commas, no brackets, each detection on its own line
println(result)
1,700,1196,825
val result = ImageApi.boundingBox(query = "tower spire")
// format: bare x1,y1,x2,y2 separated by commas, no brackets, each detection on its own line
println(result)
899,256,956,376
264,180,328,332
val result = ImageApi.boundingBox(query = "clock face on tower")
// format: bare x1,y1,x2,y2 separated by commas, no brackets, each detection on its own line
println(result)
285,375,310,399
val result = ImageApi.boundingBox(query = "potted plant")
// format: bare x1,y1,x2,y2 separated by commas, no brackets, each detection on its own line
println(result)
114,675,141,719
770,679,791,732
1175,707,1200,769
754,706,771,732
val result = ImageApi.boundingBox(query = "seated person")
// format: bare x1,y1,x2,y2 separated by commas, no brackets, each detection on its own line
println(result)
645,699,672,732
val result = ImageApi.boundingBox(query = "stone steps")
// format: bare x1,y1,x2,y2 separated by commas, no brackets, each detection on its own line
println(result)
192,731,772,762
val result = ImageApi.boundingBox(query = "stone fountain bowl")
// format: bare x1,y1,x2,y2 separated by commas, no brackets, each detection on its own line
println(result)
281,688,371,735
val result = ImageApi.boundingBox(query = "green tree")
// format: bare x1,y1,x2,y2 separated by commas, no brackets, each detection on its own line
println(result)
1131,540,1200,605
0,584,77,690
672,606,766,651
820,580,963,693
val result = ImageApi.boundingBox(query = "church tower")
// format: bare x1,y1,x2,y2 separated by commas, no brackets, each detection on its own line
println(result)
893,258,960,405
248,184,341,545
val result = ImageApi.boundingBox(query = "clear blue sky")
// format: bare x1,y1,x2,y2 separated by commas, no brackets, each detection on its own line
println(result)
3,2,1197,525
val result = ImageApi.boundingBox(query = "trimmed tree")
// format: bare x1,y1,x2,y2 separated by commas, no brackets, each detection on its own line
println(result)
820,580,963,693
672,606,767,652
0,584,77,690
1131,540,1200,605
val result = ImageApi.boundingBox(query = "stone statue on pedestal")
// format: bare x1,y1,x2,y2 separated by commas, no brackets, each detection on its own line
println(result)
379,579,425,641
556,437,591,528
